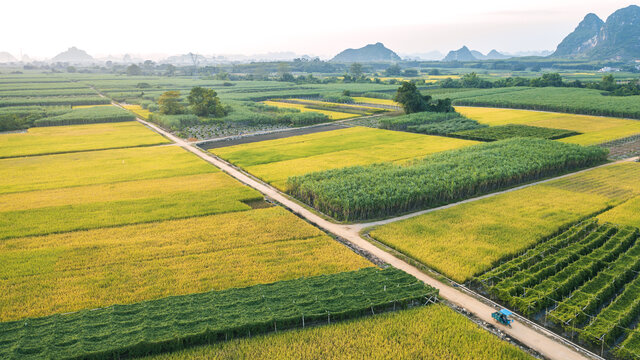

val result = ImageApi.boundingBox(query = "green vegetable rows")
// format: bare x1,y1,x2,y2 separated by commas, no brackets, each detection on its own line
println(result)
379,111,486,136
0,267,437,360
287,138,608,221
453,124,579,141
475,221,640,357
34,106,135,126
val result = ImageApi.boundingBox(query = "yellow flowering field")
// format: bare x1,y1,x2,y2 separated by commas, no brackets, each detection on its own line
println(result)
0,206,372,321
212,127,477,190
0,121,169,158
143,304,532,360
456,106,640,145
370,162,640,282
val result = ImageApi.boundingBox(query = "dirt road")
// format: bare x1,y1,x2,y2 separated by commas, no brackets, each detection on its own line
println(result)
136,117,601,360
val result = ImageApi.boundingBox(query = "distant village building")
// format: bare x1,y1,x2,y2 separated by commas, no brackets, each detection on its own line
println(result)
598,67,621,73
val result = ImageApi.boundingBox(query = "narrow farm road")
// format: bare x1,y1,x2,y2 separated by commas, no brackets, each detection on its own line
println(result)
134,116,604,360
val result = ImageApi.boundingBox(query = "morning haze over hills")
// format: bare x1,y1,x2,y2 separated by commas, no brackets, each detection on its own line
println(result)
1,5,638,64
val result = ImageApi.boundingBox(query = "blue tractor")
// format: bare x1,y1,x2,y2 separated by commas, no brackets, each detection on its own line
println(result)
491,309,514,327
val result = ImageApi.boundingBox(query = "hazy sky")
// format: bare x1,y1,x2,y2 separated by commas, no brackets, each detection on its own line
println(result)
2,0,635,59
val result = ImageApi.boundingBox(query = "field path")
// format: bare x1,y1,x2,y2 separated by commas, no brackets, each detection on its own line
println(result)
132,115,608,360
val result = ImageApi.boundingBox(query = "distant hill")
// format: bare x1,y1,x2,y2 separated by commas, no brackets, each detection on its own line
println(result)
0,52,17,63
442,46,477,61
331,42,401,62
485,50,510,60
470,50,485,60
552,5,640,60
51,47,94,63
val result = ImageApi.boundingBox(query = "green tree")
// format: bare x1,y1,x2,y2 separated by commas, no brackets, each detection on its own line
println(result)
600,74,617,92
126,64,142,76
350,63,363,77
187,87,227,117
394,82,430,114
385,64,402,76
158,91,184,115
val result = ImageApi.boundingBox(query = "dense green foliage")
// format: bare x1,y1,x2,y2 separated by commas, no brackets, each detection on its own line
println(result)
33,106,135,126
475,220,640,357
187,87,228,117
0,106,70,131
394,82,452,114
148,113,200,130
0,267,436,360
453,124,579,141
379,111,486,135
158,91,185,115
287,138,608,221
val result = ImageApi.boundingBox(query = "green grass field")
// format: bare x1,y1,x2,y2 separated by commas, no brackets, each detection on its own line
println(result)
212,126,477,189
0,121,169,158
369,162,640,282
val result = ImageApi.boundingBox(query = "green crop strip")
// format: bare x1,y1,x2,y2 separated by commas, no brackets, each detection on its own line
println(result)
287,138,609,221
0,267,437,360
453,124,580,141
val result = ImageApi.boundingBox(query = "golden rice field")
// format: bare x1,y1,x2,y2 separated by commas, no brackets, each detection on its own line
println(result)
0,173,261,239
263,100,356,120
123,104,152,119
369,162,640,282
352,96,400,106
286,98,388,112
212,127,477,189
143,304,532,360
0,206,372,321
0,146,214,194
456,106,640,146
598,195,640,228
0,121,169,158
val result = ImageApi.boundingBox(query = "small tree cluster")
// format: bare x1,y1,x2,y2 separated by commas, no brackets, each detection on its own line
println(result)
394,82,453,114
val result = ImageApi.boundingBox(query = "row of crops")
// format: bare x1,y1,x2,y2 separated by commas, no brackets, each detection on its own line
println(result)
0,267,437,360
33,106,135,126
447,87,640,120
286,138,609,221
452,124,580,141
474,220,640,359
378,111,486,136
0,76,118,131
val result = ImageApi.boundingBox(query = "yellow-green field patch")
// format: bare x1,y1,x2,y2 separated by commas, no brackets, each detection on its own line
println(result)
263,100,356,120
0,146,214,194
456,106,640,145
0,173,262,239
212,126,477,189
0,206,372,321
0,121,169,158
598,196,640,228
143,304,532,360
369,162,640,282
